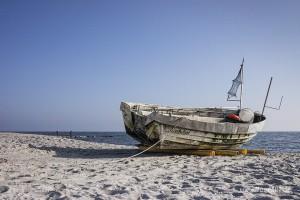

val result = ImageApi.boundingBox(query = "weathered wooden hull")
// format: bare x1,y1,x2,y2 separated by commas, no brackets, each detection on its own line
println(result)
120,102,266,150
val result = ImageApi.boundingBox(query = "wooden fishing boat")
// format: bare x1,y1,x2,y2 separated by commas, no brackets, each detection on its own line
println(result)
120,102,265,149
120,59,282,150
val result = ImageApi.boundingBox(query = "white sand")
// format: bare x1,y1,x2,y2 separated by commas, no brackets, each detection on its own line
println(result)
0,133,299,200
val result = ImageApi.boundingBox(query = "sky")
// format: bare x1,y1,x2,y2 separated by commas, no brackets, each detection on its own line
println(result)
0,0,299,131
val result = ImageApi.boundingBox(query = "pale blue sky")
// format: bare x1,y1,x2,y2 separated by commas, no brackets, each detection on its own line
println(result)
0,1,299,131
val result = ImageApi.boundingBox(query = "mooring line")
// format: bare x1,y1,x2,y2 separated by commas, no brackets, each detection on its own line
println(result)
127,137,164,159
125,117,183,159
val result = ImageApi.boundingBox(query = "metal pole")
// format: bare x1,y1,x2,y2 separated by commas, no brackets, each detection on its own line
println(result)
239,58,244,109
262,77,273,115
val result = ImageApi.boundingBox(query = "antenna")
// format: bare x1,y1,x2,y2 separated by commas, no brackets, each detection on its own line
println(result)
239,57,244,109
261,77,284,116
265,96,284,110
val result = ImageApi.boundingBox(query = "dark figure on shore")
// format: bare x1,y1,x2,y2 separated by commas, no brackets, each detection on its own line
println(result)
69,130,72,138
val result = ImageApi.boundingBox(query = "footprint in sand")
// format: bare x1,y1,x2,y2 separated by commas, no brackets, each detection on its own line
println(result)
46,191,63,200
181,182,192,188
232,192,244,198
108,187,128,195
87,168,96,172
133,177,142,182
88,174,97,178
246,163,257,168
263,178,284,185
292,185,300,194
253,184,270,189
251,196,274,200
171,190,180,194
233,185,245,191
0,186,9,193
18,174,31,178
71,169,80,174
162,181,171,185
103,184,112,189
202,176,217,181
193,195,210,200
223,178,233,183
279,195,297,199
72,194,82,198
156,193,169,199
81,186,89,190
140,193,150,199
188,178,200,183
273,175,294,182
169,185,177,189
228,169,244,174
23,180,33,183
252,173,265,179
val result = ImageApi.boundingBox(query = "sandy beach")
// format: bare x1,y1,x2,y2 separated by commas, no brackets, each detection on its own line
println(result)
0,133,299,200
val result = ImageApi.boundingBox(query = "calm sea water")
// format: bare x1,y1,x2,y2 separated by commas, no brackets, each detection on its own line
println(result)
4,131,300,153
242,132,300,153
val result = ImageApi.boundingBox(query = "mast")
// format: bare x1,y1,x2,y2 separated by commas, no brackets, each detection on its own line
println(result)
227,58,245,108
239,58,244,109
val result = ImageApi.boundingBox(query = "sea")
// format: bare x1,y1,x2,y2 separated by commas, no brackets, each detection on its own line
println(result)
2,131,300,153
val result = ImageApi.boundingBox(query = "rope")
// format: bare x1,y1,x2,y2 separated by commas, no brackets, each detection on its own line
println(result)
127,136,165,159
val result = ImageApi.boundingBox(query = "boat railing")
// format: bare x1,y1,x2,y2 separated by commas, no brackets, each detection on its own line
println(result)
132,106,238,118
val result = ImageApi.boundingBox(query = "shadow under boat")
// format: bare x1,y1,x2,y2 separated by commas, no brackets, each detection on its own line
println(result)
11,131,138,146
71,132,138,146
28,144,170,159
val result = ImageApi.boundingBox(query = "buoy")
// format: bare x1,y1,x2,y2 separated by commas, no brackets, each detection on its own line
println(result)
239,108,254,122
226,113,241,122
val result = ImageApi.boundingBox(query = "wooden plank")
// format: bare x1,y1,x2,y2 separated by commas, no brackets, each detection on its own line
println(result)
215,150,239,156
246,149,266,155
238,149,248,155
137,145,265,156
